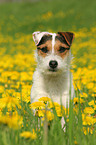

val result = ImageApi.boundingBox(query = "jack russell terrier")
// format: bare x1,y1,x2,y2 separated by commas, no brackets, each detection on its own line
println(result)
31,31,75,108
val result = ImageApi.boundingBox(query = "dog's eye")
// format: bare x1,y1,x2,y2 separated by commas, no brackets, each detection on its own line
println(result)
59,47,69,53
41,47,48,53
40,47,48,53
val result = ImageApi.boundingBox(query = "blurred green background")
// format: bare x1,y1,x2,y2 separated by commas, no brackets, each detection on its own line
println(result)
0,0,96,35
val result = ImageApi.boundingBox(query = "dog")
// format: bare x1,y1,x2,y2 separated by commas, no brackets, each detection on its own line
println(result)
31,31,75,108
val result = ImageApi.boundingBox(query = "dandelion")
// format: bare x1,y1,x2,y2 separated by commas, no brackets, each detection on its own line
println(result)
46,110,54,121
7,113,23,129
55,106,64,117
0,96,21,109
20,129,37,140
30,102,46,110
82,115,94,125
37,110,44,117
0,86,5,93
80,93,88,98
42,110,54,121
94,105,96,110
0,112,23,129
0,114,8,125
48,101,60,109
83,127,93,135
88,100,95,106
84,107,94,114
38,97,51,104
73,97,84,104
87,82,94,89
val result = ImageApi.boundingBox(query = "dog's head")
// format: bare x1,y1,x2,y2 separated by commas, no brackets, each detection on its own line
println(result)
32,31,74,75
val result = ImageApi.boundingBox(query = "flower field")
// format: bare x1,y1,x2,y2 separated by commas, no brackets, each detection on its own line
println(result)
0,0,96,145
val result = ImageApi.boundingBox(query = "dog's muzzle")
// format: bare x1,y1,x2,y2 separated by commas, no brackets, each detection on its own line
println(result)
49,60,58,71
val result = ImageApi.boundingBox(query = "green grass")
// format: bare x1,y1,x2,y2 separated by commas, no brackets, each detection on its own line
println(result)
0,0,96,145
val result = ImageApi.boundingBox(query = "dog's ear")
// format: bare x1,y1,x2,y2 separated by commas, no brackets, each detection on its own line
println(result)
58,32,75,46
33,31,43,46
32,31,52,46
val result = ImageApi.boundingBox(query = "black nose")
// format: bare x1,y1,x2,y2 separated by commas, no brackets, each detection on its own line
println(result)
49,60,58,69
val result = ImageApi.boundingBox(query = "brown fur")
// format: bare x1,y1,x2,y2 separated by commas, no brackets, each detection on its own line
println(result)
37,36,70,58
37,40,52,57
54,39,70,58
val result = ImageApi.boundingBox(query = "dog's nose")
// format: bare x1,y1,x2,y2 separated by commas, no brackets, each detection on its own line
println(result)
49,60,58,69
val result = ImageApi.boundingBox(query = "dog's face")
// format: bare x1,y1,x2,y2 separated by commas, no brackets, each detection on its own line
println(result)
33,31,74,75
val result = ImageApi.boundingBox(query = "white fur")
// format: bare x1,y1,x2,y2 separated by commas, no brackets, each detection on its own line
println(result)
52,33,56,54
33,31,53,46
31,32,74,108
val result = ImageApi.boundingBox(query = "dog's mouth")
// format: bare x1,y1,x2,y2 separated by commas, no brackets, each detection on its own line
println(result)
48,68,57,72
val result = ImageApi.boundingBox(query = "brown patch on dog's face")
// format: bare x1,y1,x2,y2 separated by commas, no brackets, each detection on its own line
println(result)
36,32,74,58
54,36,70,59
37,39,52,57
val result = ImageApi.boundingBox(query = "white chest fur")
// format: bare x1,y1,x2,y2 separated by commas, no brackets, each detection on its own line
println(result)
31,69,74,108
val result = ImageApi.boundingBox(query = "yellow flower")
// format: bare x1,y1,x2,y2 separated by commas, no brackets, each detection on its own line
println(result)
0,96,20,109
12,92,21,100
84,107,94,114
82,114,95,125
30,102,45,110
92,93,96,98
0,86,5,93
73,97,84,104
38,97,51,104
10,71,20,80
83,127,93,135
37,110,44,117
87,82,94,89
42,110,54,121
7,113,23,129
48,101,60,109
46,110,54,121
6,89,15,94
0,114,8,125
80,93,88,98
55,106,66,117
93,118,96,123
36,109,54,121
0,112,23,129
20,72,32,81
21,93,31,103
20,129,37,140
94,105,96,110
88,100,95,106
74,140,78,145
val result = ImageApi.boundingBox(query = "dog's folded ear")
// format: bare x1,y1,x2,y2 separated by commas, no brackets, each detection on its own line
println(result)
58,32,75,46
33,31,42,46
32,31,52,46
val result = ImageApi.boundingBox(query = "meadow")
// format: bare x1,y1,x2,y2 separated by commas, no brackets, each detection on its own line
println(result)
0,0,96,145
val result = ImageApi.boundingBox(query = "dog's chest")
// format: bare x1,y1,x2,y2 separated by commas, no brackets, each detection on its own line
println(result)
43,74,69,97
31,70,74,107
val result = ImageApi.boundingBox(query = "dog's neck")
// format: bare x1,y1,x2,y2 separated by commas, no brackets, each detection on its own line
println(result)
43,70,70,80
40,69,72,90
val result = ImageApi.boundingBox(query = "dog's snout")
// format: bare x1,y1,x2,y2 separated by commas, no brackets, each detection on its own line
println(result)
49,60,58,69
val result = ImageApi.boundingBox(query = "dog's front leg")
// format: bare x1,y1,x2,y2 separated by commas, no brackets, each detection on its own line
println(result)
31,86,49,103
